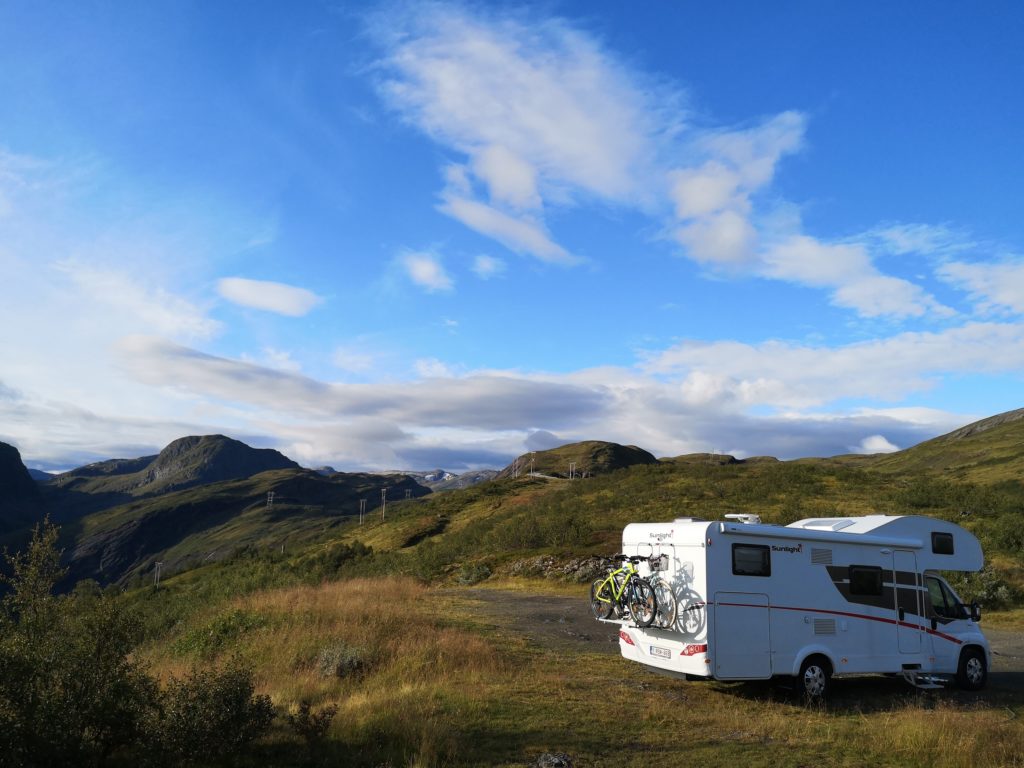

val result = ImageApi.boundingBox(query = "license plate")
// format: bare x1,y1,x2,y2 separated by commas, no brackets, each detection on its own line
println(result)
649,645,671,659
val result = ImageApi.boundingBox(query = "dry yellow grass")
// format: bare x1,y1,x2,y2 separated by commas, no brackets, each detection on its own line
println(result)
140,578,1024,767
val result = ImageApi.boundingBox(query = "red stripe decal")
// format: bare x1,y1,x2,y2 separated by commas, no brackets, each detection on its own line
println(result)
714,602,963,645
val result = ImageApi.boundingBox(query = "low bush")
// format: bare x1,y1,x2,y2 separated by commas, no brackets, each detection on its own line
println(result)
316,641,368,679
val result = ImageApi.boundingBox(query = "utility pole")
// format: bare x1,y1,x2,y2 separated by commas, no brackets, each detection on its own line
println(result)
381,488,387,520
266,491,274,508
153,561,163,588
359,498,366,524
569,462,576,480
530,453,535,476
405,488,412,500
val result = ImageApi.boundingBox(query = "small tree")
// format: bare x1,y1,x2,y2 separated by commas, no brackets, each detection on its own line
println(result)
0,520,157,766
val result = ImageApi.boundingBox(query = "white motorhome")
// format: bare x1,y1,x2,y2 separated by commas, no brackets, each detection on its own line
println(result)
612,514,990,697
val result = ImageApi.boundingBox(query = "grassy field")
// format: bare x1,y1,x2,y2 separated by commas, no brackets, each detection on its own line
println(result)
129,574,1024,767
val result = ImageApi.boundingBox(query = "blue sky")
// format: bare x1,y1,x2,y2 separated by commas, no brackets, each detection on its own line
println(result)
2,1,1023,471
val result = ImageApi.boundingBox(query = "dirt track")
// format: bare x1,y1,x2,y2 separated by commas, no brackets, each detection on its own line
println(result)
458,588,1024,696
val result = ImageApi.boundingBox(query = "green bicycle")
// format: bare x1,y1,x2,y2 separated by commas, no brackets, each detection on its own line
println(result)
589,554,658,627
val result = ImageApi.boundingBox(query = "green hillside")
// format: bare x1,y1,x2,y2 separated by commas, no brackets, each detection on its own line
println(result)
63,468,429,586
45,435,301,519
496,440,658,479
866,408,1024,482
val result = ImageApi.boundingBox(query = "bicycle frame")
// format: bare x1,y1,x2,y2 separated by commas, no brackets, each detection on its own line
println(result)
595,561,639,606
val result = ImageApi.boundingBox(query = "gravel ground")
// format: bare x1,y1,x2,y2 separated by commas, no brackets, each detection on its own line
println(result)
458,588,1024,697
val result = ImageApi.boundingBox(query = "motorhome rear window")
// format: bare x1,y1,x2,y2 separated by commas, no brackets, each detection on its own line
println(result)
732,544,771,577
849,565,883,596
932,532,954,555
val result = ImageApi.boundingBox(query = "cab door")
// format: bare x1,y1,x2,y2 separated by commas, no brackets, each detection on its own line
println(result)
924,575,968,673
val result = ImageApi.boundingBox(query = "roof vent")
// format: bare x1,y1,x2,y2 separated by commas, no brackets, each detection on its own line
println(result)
724,514,761,525
799,519,854,531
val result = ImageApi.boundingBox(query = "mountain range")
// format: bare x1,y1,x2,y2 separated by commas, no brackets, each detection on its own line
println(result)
3,407,1023,586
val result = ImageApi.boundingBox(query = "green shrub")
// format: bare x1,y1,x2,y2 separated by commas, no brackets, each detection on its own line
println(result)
316,642,368,679
174,608,270,659
456,562,492,585
287,700,337,745
147,660,275,765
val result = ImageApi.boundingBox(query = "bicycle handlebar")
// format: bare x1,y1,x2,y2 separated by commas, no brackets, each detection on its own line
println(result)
606,554,651,563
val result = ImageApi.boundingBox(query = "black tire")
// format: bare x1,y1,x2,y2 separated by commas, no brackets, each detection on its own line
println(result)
628,578,658,628
956,647,987,691
798,655,832,700
589,578,614,620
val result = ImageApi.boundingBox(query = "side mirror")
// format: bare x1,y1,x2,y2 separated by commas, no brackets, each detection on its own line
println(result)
971,602,981,622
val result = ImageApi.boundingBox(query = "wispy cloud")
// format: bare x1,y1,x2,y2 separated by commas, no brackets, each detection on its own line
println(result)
472,254,505,279
400,252,454,292
937,258,1024,315
217,276,324,316
372,5,949,320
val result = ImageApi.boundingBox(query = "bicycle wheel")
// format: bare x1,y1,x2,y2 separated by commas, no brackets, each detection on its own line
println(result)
628,578,657,628
589,577,615,619
652,580,677,629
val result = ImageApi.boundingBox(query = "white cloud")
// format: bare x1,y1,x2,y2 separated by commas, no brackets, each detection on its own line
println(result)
852,434,900,454
374,4,674,264
758,235,951,318
645,322,1024,408
401,252,454,292
471,145,541,210
414,358,453,378
332,345,378,373
472,254,505,279
217,276,323,317
869,223,973,257
375,6,664,203
373,7,944,320
55,260,219,340
439,194,575,264
938,259,1024,315
674,209,757,266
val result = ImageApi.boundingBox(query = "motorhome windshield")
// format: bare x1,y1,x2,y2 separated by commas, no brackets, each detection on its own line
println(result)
926,576,967,620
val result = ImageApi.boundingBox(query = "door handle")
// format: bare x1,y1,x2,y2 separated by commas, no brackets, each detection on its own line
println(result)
930,618,938,631
898,608,905,621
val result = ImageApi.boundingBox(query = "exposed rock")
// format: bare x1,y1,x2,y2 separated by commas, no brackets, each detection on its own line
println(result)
0,441,44,532
533,753,573,768
507,555,605,583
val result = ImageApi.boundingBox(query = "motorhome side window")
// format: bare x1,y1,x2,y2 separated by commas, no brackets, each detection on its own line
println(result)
849,565,883,596
932,532,954,555
732,544,771,577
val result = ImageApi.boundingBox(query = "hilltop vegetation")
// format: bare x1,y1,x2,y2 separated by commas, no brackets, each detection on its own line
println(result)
496,440,658,479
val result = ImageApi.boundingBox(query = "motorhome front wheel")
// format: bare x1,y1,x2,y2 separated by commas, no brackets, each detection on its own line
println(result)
798,656,832,700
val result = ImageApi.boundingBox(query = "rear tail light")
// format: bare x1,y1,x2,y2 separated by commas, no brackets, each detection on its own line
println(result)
619,630,635,645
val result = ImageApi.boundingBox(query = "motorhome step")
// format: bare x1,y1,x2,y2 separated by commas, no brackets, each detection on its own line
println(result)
901,671,946,689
